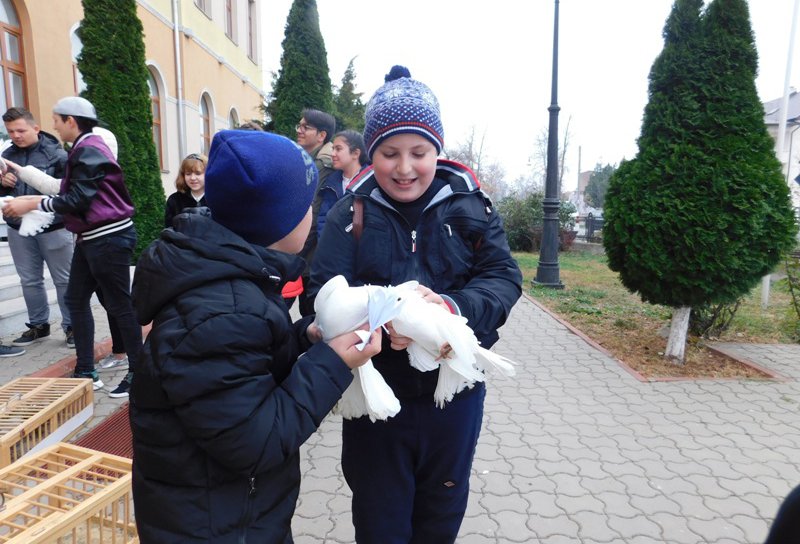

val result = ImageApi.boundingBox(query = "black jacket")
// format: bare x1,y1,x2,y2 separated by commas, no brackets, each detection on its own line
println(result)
308,160,522,398
1,131,67,231
164,190,207,228
130,210,353,543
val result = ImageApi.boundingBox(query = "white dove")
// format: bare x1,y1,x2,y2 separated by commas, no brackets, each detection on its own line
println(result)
0,196,56,236
391,289,516,408
313,275,412,422
0,143,60,238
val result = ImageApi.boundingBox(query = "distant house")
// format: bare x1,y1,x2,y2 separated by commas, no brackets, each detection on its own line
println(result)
763,89,800,191
568,170,602,219
0,0,266,197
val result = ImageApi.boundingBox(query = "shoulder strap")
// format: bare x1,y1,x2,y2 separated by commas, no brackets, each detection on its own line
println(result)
352,196,364,242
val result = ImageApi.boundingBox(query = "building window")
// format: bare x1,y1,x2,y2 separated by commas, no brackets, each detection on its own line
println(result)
225,0,236,42
247,0,257,61
70,27,86,95
0,0,24,110
147,70,164,169
200,93,213,154
229,108,239,129
194,0,210,16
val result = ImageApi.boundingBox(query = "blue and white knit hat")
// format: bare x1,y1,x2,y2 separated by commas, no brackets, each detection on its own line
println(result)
205,130,317,247
363,66,444,159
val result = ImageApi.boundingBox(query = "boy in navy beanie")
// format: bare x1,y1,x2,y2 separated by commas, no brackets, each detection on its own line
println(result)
129,130,381,542
308,67,522,543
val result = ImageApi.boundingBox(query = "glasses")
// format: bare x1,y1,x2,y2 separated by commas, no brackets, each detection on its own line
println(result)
295,123,317,133
186,153,202,160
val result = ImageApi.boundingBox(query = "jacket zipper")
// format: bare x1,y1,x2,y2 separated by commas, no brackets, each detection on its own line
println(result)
411,230,417,252
238,476,256,544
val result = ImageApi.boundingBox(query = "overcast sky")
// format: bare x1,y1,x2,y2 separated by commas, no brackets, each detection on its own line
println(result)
261,1,800,191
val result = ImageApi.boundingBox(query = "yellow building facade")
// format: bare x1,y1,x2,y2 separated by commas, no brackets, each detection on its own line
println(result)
0,0,265,195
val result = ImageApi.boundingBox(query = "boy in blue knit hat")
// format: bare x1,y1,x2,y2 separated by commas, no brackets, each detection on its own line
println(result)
308,66,523,543
128,130,381,543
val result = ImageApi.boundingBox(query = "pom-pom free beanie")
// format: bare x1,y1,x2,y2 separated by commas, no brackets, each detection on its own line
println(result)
205,130,318,247
363,65,444,159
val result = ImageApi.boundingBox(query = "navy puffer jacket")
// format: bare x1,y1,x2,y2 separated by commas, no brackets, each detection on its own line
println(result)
0,131,67,230
130,210,353,543
308,160,522,399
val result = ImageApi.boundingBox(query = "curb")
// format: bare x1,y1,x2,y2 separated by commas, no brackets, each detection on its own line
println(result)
28,323,152,379
29,337,114,378
522,291,788,383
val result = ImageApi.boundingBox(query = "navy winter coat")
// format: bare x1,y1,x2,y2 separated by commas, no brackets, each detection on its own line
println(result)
130,210,353,543
308,160,522,399
0,131,67,231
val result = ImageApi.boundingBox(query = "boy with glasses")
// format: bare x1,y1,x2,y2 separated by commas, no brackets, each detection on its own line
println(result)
293,108,336,315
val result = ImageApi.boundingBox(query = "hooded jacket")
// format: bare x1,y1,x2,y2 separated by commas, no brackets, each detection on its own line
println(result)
308,160,522,399
130,210,353,543
0,131,67,231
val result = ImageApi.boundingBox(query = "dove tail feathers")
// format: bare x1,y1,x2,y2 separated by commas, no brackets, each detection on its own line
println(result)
335,362,401,422
433,365,474,408
359,361,401,421
475,347,517,377
335,369,370,420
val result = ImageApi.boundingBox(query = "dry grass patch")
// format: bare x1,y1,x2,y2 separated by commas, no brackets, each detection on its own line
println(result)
516,250,795,379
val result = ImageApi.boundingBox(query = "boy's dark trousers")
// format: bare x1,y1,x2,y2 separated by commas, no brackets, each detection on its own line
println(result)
342,383,485,544
765,484,800,544
66,228,140,375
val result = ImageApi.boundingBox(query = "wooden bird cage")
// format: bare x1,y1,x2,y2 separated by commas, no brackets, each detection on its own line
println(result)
0,378,93,468
0,442,137,543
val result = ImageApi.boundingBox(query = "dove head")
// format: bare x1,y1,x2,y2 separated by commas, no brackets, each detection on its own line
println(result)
314,275,369,341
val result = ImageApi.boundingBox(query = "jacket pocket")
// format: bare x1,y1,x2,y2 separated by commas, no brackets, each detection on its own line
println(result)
437,216,487,286
354,219,393,284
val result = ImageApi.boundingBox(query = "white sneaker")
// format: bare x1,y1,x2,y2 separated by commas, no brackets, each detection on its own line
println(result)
98,354,128,371
73,371,104,390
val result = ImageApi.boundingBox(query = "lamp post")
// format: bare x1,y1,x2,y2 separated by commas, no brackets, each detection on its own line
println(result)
534,0,564,289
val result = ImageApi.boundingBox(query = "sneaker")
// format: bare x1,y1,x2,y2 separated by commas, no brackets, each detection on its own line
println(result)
73,371,104,391
97,354,128,371
108,378,131,399
12,323,50,346
0,344,25,358
65,327,75,348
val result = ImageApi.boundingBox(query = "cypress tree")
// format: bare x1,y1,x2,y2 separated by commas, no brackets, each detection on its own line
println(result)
332,58,365,132
78,0,165,257
267,0,333,137
603,0,796,362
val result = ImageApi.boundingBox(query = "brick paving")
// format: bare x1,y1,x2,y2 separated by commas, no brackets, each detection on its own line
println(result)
294,296,800,544
3,296,800,543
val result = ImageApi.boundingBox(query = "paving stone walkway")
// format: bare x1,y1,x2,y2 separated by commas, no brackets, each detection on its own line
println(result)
3,294,799,543
294,295,800,544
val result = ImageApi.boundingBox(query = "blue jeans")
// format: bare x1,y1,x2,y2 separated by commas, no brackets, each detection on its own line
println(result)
7,227,73,331
66,228,140,375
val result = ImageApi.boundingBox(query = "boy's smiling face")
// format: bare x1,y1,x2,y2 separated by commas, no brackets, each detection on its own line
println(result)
372,133,438,203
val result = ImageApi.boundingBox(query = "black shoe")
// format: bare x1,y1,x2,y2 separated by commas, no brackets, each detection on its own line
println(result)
0,345,25,358
65,327,75,348
12,323,51,346
108,377,131,399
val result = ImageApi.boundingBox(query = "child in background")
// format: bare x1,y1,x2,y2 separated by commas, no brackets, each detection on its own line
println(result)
316,130,369,239
164,153,207,228
129,130,380,542
308,66,522,543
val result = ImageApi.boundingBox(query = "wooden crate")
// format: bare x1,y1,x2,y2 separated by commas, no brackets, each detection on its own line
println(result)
0,378,93,468
0,442,137,543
